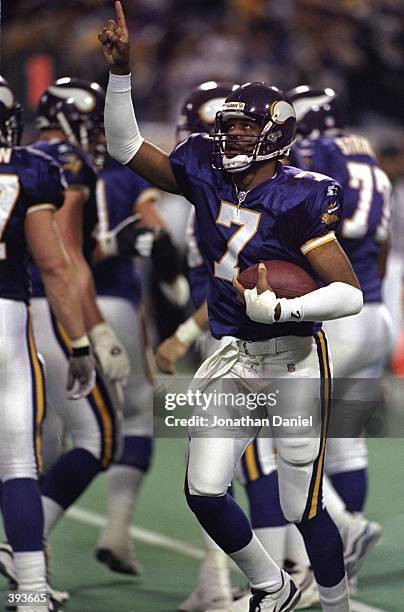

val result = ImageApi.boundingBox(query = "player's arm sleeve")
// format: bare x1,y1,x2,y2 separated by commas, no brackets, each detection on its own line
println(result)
277,280,363,322
298,181,343,256
105,73,179,193
275,180,362,322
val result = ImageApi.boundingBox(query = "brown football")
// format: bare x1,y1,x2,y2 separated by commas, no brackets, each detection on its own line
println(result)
238,260,317,298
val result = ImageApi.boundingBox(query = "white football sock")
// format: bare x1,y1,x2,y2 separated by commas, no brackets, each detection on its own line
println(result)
107,465,144,508
199,548,228,575
323,475,345,515
42,496,64,538
318,575,351,611
323,479,364,546
102,466,145,541
285,524,310,567
255,526,288,567
14,551,47,592
229,534,282,592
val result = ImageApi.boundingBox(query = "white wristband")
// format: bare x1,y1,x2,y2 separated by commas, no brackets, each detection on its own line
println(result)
175,317,203,348
105,73,144,165
71,334,90,349
108,72,132,92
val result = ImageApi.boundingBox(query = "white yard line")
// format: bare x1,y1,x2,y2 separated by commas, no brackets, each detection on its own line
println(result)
67,506,204,560
66,506,387,612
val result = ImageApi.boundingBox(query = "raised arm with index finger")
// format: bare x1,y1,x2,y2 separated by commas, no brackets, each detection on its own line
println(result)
98,1,179,192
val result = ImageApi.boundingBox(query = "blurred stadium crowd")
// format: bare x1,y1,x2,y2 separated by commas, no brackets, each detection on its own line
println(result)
3,0,404,129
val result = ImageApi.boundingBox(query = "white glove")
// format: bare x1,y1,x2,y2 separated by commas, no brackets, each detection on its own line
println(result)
88,322,130,382
244,287,280,324
98,214,156,259
159,275,190,307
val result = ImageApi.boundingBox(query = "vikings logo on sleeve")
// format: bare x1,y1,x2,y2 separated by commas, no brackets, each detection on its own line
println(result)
59,151,83,175
321,185,341,228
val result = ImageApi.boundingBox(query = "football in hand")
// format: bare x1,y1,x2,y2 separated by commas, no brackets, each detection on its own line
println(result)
237,260,317,298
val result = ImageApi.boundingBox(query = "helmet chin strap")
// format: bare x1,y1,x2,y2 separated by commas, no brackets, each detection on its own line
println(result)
223,153,253,173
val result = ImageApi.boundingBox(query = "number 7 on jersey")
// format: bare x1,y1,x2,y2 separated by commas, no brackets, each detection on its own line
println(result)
214,202,261,281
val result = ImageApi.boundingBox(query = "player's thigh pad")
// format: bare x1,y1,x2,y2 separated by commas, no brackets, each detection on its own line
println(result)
30,298,105,461
187,437,253,496
0,300,42,481
262,334,329,522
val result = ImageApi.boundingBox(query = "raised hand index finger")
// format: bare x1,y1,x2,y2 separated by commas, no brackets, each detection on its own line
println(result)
115,1,127,29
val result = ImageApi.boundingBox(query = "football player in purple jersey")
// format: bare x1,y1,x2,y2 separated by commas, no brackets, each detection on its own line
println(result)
85,103,194,575
0,78,134,604
88,126,159,576
0,76,95,612
287,85,392,586
98,4,365,611
156,81,322,611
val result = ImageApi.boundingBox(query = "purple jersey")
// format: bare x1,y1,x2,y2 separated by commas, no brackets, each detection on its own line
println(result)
185,151,309,310
295,134,391,303
92,157,150,306
29,139,98,297
170,134,342,341
0,146,65,302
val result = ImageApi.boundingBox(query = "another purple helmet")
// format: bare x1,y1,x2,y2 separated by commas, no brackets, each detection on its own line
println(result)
176,81,239,142
213,82,296,173
287,85,345,139
0,76,22,147
36,77,105,151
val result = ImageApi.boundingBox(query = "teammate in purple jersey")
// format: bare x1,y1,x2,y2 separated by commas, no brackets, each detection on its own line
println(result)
288,85,392,585
289,86,391,305
0,78,131,606
91,149,156,575
90,121,191,575
0,76,95,612
99,5,364,611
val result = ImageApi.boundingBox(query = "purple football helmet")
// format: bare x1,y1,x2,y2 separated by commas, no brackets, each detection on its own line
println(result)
287,85,345,138
0,76,22,147
213,82,296,173
36,77,105,151
176,81,239,143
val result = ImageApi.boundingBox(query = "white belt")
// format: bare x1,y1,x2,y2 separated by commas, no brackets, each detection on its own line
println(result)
237,336,312,356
